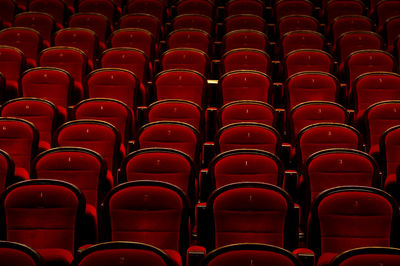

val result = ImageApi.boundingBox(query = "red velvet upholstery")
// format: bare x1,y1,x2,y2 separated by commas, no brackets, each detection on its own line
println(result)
384,16,400,52
308,186,398,266
207,182,297,250
101,181,189,264
69,13,110,51
326,0,364,25
225,0,264,17
381,125,400,190
120,13,161,40
345,50,395,85
219,70,272,106
75,241,174,266
54,28,99,70
274,0,313,21
288,101,347,143
304,148,379,211
208,149,284,192
120,148,195,202
32,147,107,243
39,46,88,101
364,100,400,157
0,117,38,181
86,68,139,110
172,14,213,35
1,98,57,151
167,29,211,54
285,71,340,110
147,99,203,131
218,100,275,127
330,15,372,49
78,0,117,24
278,15,319,37
73,98,133,148
336,31,383,63
20,67,73,119
28,0,65,29
200,243,300,266
352,72,400,121
127,0,165,22
153,69,207,107
222,29,268,53
136,121,200,161
175,0,214,17
331,247,400,266
0,27,41,68
215,122,280,154
0,150,14,193
0,0,16,28
0,45,24,99
296,123,362,166
376,0,400,31
13,12,55,48
161,48,209,76
224,14,266,33
222,48,271,75
55,120,120,180
284,49,333,78
110,28,154,59
1,179,85,266
280,30,325,56
0,241,43,266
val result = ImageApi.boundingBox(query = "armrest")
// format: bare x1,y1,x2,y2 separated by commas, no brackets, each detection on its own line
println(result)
196,202,208,247
293,248,315,266
284,170,298,200
281,142,293,169
187,246,206,266
206,107,218,142
127,140,136,155
275,108,285,137
273,82,283,107
136,106,148,128
202,141,215,168
199,168,210,202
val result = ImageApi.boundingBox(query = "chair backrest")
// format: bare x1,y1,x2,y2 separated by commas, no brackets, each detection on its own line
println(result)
172,14,213,35
381,125,400,190
167,29,211,54
0,241,43,266
74,241,174,266
331,247,400,266
274,0,313,21
221,48,271,75
175,0,214,17
218,100,275,128
384,15,400,52
288,101,348,143
109,28,154,59
78,0,117,24
219,70,273,106
1,97,57,151
0,0,16,28
54,119,120,179
153,69,207,107
127,0,165,21
0,179,85,265
32,147,108,213
73,98,133,148
119,148,195,200
207,182,297,250
0,45,24,99
54,28,98,69
136,121,200,162
0,27,41,68
352,72,400,121
86,68,139,110
215,122,281,155
376,0,400,31
28,0,66,28
225,0,265,17
284,49,333,78
278,15,319,38
326,0,364,25
308,186,398,261
147,99,203,131
0,117,38,181
13,12,55,48
199,243,301,266
0,150,13,193
101,180,189,258
160,48,209,76
280,30,325,57
224,14,266,33
330,15,372,47
364,100,400,157
223,29,268,53
119,13,161,40
285,71,340,110
345,49,395,85
296,123,363,167
20,67,73,119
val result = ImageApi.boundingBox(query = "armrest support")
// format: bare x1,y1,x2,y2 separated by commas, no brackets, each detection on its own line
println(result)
202,142,215,168
293,248,315,266
187,246,206,266
196,202,208,247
